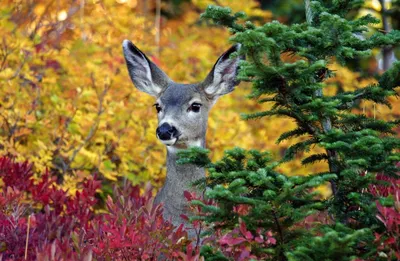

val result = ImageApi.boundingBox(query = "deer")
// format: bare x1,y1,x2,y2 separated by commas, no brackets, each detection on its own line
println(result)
122,39,243,231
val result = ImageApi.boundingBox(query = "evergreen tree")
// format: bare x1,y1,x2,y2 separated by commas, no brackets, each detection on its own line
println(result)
179,0,400,260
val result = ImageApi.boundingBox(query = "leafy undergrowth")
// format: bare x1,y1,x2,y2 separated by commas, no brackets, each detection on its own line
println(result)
0,156,198,260
1,156,399,260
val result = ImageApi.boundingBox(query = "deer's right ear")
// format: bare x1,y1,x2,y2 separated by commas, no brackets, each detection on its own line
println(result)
122,40,170,97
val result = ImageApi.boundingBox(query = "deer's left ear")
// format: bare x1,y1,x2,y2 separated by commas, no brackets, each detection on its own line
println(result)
202,44,244,99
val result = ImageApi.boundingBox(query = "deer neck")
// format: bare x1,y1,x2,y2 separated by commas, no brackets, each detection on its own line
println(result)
155,138,206,224
166,145,205,184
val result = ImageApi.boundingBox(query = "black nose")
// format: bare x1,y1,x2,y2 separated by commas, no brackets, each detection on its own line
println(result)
156,123,178,140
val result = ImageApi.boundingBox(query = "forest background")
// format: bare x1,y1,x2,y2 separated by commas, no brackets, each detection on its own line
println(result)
0,0,399,197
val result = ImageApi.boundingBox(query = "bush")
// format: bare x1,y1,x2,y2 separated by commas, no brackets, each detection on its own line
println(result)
0,156,198,260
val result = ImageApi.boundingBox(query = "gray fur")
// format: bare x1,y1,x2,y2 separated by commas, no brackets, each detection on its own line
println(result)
122,40,243,232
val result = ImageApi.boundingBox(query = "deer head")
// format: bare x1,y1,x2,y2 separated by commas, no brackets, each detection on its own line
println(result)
122,40,243,151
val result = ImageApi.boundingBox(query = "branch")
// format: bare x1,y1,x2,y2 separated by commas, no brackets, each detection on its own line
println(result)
67,74,110,172
336,91,366,110
29,0,55,40
0,38,16,71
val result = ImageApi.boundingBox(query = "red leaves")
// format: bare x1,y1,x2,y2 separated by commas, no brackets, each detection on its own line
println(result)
0,157,34,191
369,171,400,259
369,172,400,197
0,157,100,260
182,189,275,261
0,157,195,260
220,234,247,246
178,243,202,261
233,204,251,216
239,220,253,240
216,219,276,261
90,185,194,260
184,190,194,201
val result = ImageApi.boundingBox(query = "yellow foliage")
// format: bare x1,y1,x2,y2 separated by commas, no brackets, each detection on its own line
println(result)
0,0,394,195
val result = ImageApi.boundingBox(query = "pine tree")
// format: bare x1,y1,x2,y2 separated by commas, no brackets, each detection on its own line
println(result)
179,0,400,260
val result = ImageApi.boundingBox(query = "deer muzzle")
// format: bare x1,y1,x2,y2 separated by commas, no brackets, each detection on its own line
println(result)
156,122,179,146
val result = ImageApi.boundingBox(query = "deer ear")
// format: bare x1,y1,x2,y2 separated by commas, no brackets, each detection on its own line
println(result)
122,40,170,97
202,44,243,99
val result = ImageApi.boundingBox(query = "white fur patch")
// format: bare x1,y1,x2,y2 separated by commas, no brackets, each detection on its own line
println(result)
160,137,177,146
188,139,202,148
167,146,180,154
166,139,202,154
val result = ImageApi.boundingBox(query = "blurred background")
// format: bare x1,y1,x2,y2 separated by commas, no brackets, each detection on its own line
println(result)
0,0,399,196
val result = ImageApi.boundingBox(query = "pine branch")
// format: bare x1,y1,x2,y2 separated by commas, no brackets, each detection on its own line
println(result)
302,153,329,165
282,138,318,162
277,128,308,144
379,61,400,90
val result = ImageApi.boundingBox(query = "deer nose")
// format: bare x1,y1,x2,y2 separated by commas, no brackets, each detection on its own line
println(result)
156,123,178,141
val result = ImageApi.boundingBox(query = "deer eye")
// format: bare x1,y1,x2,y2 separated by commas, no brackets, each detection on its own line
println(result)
188,102,202,113
154,103,162,113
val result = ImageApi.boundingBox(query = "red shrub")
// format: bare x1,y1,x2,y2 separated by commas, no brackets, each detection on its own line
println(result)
0,157,198,260
88,185,194,260
183,191,275,261
369,171,400,260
